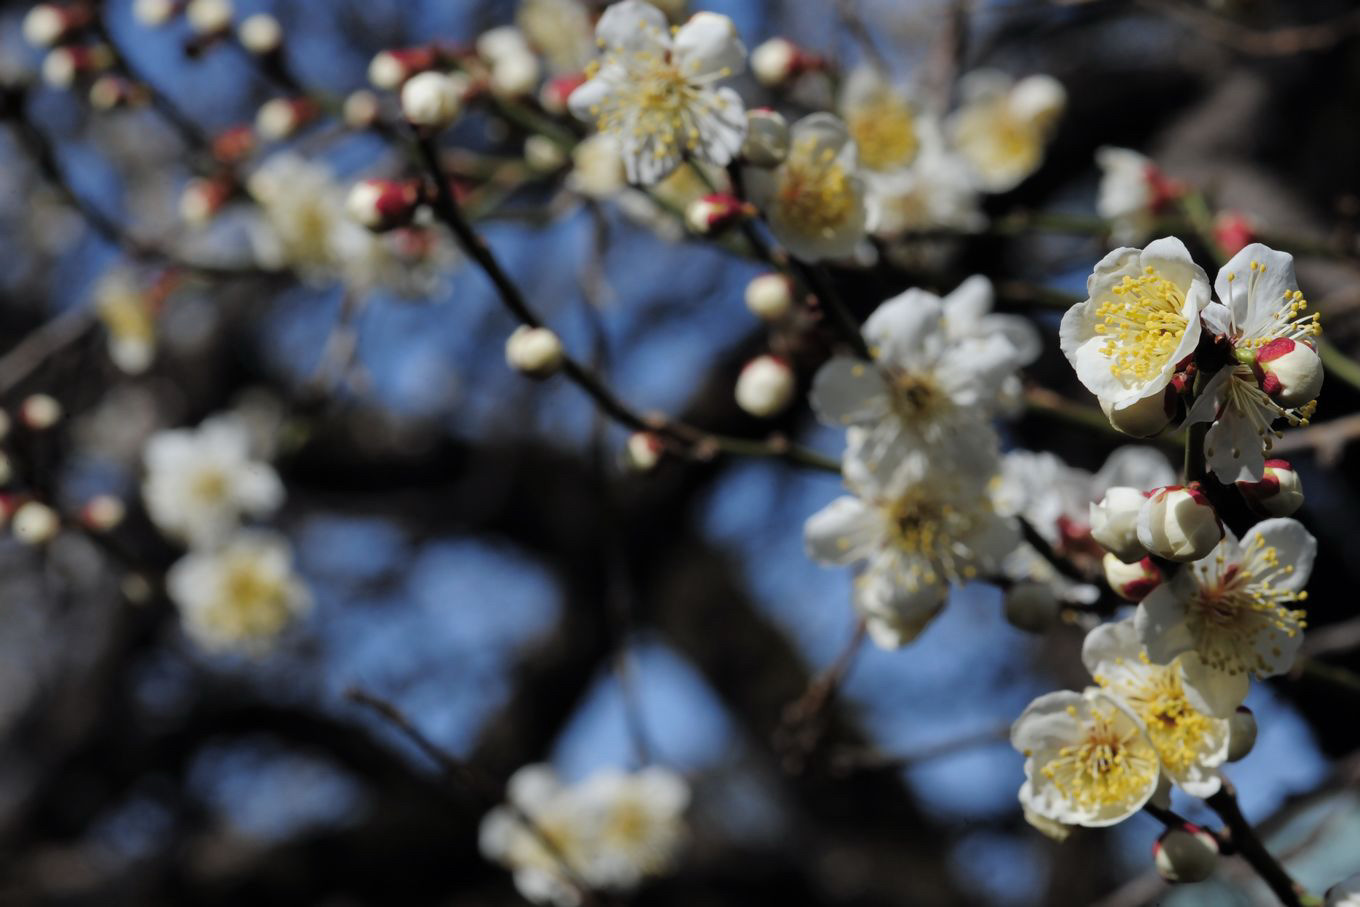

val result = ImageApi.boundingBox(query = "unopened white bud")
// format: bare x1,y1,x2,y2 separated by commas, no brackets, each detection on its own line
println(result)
626,431,664,471
345,179,420,232
742,108,790,167
1089,486,1148,563
1102,389,1176,438
1226,706,1257,762
400,71,467,128
1003,582,1059,633
491,52,541,98
476,26,528,63
1009,74,1066,130
23,5,70,48
42,45,109,88
1256,337,1323,408
751,38,799,87
13,502,60,545
255,97,315,141
1137,485,1223,563
1236,459,1303,517
505,325,564,377
735,355,795,417
744,273,794,321
134,0,178,26
179,176,231,225
342,90,381,129
20,394,63,430
1154,824,1219,884
89,75,135,110
185,0,233,36
369,47,438,90
237,13,283,54
524,135,566,172
1103,553,1163,602
685,193,744,235
81,495,126,531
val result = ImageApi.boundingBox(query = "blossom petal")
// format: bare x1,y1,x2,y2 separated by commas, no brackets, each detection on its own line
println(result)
1245,518,1316,591
862,290,945,371
1010,690,1084,754
693,85,746,166
1203,404,1267,483
804,496,882,565
1178,652,1249,718
790,112,852,161
566,70,617,123
1136,580,1195,664
1092,446,1175,493
1081,616,1142,679
671,11,745,80
594,0,670,56
809,357,892,426
854,566,946,649
1214,243,1298,337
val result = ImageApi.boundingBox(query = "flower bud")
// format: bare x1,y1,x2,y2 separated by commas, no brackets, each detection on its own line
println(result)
1137,485,1223,563
741,108,790,167
524,134,566,172
540,73,586,116
1007,74,1066,130
626,431,664,471
1226,706,1257,762
1154,824,1219,884
237,13,283,55
23,4,91,48
491,52,540,98
133,0,179,26
734,355,796,418
13,501,60,545
211,124,256,164
81,495,126,532
89,75,142,111
20,394,63,430
1103,553,1163,602
1214,212,1255,257
685,193,745,235
744,273,794,321
400,71,468,129
751,38,801,87
368,47,439,90
345,179,422,232
1003,582,1059,633
1255,337,1323,408
343,90,381,130
179,176,233,225
42,45,111,89
1101,387,1176,438
1089,486,1147,563
1236,459,1303,517
254,97,319,141
505,325,564,377
185,0,233,37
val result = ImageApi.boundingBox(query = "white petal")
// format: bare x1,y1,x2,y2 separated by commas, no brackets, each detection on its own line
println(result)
804,496,882,565
1184,366,1231,426
594,0,670,56
1081,616,1143,679
854,568,946,649
1245,517,1316,591
790,112,851,160
1215,243,1297,336
1135,580,1195,664
566,71,616,123
862,290,944,371
1010,690,1084,753
809,357,891,426
1204,407,1266,484
693,85,746,167
942,274,993,324
1092,446,1175,493
1201,301,1233,338
1178,652,1250,718
671,11,745,80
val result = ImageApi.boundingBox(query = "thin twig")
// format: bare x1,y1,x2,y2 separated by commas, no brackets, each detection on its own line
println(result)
775,618,867,772
1206,780,1311,907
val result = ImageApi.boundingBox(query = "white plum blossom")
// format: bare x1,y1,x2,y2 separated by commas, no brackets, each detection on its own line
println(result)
1189,243,1322,483
805,463,1019,649
1012,687,1161,827
947,70,1066,193
1136,518,1315,717
839,66,919,177
568,1,746,185
94,270,157,374
865,119,985,239
517,0,595,75
1060,237,1211,417
167,530,311,653
744,113,866,261
142,416,284,547
1096,146,1180,245
1082,617,1229,797
811,281,1025,488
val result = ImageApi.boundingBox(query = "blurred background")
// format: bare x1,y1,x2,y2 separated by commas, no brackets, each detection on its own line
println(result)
1,0,1360,904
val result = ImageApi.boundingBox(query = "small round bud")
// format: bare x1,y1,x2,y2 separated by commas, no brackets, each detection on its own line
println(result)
1153,824,1219,884
88,75,132,110
23,5,81,48
81,495,126,532
1007,74,1067,130
342,90,381,130
505,325,565,377
133,0,179,26
744,273,794,321
626,432,664,471
368,47,438,90
1089,486,1148,564
751,38,800,87
179,176,233,225
1325,872,1360,906
1137,485,1224,563
491,52,541,98
685,193,745,235
734,355,796,418
524,135,567,172
1214,212,1255,258
13,501,60,545
20,394,63,431
1003,582,1059,633
42,45,111,89
540,73,586,116
742,108,790,167
1102,388,1176,438
1255,338,1323,408
1226,706,1257,762
255,97,318,141
211,124,256,165
1236,459,1303,517
345,179,421,232
185,0,233,37
237,13,283,55
1103,553,1163,602
400,71,468,129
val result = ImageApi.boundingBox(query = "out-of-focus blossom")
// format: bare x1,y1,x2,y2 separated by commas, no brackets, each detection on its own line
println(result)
948,70,1065,192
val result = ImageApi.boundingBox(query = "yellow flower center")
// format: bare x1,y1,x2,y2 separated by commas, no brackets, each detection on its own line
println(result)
205,557,294,641
1094,266,1189,386
192,469,230,504
888,369,948,422
847,96,918,171
1040,704,1157,811
1101,657,1213,778
884,488,984,585
774,137,855,239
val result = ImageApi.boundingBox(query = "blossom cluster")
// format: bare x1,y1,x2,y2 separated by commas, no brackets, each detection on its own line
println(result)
479,763,690,905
